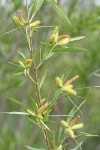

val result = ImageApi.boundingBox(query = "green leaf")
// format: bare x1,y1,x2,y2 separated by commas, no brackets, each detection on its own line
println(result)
0,28,17,38
70,36,85,42
40,120,51,131
29,0,45,17
89,69,100,78
45,52,54,60
12,18,26,36
7,97,30,110
30,96,38,112
52,132,56,149
14,72,24,76
43,103,55,118
25,146,45,150
26,109,36,117
63,67,73,82
78,131,100,137
42,44,52,61
52,88,61,102
18,61,25,68
39,70,48,88
44,120,56,125
48,0,71,26
18,51,26,60
25,115,38,126
53,46,88,52
8,62,21,67
67,107,75,123
33,46,41,59
58,127,63,147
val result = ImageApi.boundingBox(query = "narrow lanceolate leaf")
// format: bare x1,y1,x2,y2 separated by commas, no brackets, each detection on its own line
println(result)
14,72,23,76
30,96,38,112
58,127,63,147
0,28,17,38
63,67,73,82
7,97,30,110
70,36,85,42
25,145,45,150
52,88,61,102
29,0,45,17
12,18,26,36
48,0,71,26
53,46,87,52
39,70,48,88
67,107,75,123
18,61,25,68
40,120,51,131
18,51,26,60
8,62,21,67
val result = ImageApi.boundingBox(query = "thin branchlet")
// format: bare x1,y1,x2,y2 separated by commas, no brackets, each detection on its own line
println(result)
25,1,50,149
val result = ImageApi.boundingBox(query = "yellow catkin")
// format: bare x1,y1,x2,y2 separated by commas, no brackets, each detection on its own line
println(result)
18,10,25,24
61,120,69,128
26,59,32,68
70,115,80,126
57,35,70,46
71,123,83,130
37,114,43,119
66,128,75,139
41,98,46,105
26,59,32,65
64,75,79,86
62,85,77,95
50,26,59,43
12,16,23,26
30,20,41,27
58,35,70,40
38,102,48,113
55,77,63,87
50,34,58,43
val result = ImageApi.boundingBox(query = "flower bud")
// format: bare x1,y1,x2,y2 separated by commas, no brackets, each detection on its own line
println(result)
57,35,70,46
41,98,46,105
66,128,75,139
26,109,35,117
55,77,63,87
71,123,83,130
26,59,32,68
18,10,25,24
61,120,69,128
70,115,80,126
64,75,79,86
12,16,23,26
37,114,43,119
50,26,59,44
30,20,41,27
38,102,48,113
62,84,77,95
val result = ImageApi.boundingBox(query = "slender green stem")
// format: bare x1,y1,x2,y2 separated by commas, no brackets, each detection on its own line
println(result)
32,60,51,150
25,1,51,149
28,73,37,85
37,44,56,69
43,129,51,150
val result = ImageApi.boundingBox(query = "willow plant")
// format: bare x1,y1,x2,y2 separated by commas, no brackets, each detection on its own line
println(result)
1,0,93,150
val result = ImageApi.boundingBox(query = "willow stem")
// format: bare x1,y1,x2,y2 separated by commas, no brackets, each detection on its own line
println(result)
26,1,51,149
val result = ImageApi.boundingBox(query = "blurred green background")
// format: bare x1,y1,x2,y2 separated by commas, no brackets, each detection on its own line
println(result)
0,0,100,150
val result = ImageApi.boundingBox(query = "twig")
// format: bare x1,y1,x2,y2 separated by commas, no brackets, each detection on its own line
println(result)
25,1,51,149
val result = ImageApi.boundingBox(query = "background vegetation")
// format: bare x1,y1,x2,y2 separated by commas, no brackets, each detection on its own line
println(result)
0,0,100,150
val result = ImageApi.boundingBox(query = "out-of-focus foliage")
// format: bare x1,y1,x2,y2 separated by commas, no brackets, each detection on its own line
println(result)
0,0,100,150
